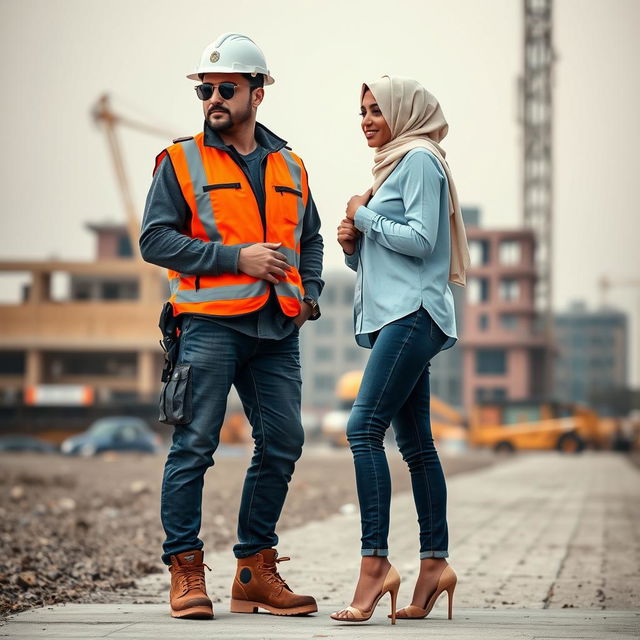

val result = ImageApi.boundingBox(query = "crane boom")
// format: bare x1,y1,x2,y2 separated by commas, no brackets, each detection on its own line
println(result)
92,94,175,259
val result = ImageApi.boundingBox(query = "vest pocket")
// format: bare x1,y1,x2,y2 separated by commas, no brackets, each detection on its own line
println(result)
274,185,303,197
203,182,241,192
159,363,193,425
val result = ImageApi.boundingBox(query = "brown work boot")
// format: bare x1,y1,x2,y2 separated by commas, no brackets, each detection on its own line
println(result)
230,548,317,616
168,550,213,619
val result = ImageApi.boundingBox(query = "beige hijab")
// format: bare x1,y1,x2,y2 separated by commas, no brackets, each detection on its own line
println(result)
363,75,470,286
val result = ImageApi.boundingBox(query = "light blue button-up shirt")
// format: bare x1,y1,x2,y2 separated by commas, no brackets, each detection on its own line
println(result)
346,148,457,350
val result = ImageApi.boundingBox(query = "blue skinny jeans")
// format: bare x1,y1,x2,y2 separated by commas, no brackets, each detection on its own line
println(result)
160,315,304,564
347,307,450,558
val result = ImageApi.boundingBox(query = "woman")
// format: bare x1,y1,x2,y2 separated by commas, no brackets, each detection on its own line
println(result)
330,76,470,624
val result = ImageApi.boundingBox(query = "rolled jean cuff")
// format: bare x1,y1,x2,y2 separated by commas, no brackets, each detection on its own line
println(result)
420,550,449,559
361,548,389,557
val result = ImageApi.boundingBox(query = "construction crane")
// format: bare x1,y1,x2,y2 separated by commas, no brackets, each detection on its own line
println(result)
92,94,175,259
520,0,555,397
599,276,640,306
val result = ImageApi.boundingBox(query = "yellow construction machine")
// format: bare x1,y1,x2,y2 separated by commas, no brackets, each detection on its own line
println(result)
323,372,630,454
321,370,467,453
468,401,626,453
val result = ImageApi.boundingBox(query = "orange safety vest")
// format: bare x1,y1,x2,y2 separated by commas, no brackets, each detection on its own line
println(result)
154,132,308,318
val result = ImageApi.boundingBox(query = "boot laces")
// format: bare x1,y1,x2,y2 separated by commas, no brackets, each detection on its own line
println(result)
177,562,211,593
260,556,291,589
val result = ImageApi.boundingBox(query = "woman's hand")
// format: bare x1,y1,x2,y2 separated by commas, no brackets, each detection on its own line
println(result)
345,189,372,220
337,217,361,255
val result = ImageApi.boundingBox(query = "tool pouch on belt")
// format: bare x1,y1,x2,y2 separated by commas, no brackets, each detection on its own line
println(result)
157,302,192,425
159,363,192,425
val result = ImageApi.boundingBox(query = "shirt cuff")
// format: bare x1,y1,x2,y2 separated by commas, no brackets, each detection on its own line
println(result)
217,245,240,275
354,205,376,234
302,281,321,302
344,249,359,269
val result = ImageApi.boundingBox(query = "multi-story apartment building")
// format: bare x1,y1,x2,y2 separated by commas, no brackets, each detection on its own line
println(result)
461,217,553,409
299,269,367,410
0,223,166,409
554,301,628,405
428,282,465,409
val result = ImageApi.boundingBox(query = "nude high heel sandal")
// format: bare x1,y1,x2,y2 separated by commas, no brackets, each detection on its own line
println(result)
331,565,401,624
392,564,457,620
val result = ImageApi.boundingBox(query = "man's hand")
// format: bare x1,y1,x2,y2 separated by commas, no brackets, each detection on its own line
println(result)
238,242,291,284
346,188,372,220
337,217,361,255
292,301,313,329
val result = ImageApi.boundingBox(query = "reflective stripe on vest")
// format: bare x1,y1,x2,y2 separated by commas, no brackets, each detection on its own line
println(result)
159,132,306,318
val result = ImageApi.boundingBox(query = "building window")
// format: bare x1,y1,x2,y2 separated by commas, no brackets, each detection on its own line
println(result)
476,349,507,374
493,388,507,400
500,314,518,330
344,347,360,362
468,277,490,304
479,314,489,330
315,346,333,362
343,286,354,305
475,387,508,402
469,239,490,266
117,235,133,258
0,351,25,375
314,374,335,392
499,279,520,302
101,281,138,300
499,240,521,265
43,351,137,378
316,317,335,336
448,377,460,400
344,318,354,334
571,332,586,348
475,387,489,402
322,287,335,304
73,283,93,300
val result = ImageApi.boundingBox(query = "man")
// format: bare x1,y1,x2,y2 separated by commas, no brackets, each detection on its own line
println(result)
140,32,323,620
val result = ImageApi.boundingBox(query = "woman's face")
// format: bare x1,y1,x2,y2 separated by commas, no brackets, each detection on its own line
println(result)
360,90,392,148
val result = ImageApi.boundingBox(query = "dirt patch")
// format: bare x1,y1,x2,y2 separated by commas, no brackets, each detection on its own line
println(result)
0,446,495,616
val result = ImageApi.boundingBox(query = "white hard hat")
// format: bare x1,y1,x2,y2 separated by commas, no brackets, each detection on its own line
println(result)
187,32,275,85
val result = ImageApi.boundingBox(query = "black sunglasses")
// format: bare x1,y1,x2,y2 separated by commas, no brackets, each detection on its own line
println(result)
195,82,238,101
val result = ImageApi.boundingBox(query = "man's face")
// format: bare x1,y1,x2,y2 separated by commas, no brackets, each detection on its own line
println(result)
200,73,262,132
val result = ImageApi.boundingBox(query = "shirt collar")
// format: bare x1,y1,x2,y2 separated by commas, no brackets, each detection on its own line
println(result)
203,121,288,153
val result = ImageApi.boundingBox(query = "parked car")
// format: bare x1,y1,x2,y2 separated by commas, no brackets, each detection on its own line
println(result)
0,435,58,453
61,417,161,456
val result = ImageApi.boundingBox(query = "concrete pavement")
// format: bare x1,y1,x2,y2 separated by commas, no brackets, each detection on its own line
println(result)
2,451,639,638
2,603,638,638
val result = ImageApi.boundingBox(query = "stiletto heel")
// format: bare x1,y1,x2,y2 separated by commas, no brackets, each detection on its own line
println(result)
331,565,401,623
389,581,399,625
392,564,457,620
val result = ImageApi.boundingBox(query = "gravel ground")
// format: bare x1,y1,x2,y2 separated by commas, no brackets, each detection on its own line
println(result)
0,445,496,617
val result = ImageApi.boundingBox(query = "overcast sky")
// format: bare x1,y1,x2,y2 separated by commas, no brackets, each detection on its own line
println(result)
1,0,639,381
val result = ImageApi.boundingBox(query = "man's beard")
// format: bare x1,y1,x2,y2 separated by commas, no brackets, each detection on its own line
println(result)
207,98,253,132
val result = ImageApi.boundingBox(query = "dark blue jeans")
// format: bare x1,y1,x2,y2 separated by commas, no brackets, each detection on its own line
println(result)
160,315,304,564
347,307,450,559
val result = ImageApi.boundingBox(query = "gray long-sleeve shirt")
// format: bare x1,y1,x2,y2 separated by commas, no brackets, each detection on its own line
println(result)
140,121,324,339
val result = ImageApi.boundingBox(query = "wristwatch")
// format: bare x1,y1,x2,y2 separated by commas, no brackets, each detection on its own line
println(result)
302,296,321,320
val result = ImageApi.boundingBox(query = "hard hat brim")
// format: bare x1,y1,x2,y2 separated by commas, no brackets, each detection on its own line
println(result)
186,70,275,85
